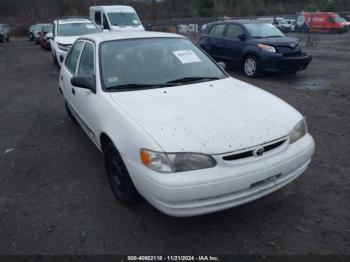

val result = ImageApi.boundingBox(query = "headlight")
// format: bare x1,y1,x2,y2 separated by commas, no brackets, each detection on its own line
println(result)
257,44,276,53
140,149,217,173
289,119,308,144
58,43,71,52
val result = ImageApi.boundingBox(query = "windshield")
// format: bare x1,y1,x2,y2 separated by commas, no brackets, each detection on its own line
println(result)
100,38,226,90
35,24,50,32
57,23,100,37
335,15,344,23
107,12,140,27
245,23,284,38
276,18,288,24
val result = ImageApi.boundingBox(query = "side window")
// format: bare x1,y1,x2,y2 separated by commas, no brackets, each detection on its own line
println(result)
226,25,244,38
78,42,95,76
65,41,85,74
103,14,110,30
95,11,102,26
209,24,226,37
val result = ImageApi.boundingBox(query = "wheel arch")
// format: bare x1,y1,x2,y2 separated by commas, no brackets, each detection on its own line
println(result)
100,132,113,152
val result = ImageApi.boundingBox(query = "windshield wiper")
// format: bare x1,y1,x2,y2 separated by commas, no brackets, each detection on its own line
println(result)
107,83,177,91
166,77,221,85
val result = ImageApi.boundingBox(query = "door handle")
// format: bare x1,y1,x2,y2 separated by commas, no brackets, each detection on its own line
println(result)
72,88,76,95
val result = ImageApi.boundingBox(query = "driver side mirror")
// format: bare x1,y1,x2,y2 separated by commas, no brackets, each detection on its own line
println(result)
238,34,247,41
71,75,96,93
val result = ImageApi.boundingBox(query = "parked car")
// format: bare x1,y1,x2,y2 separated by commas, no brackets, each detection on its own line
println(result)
51,18,101,67
296,12,348,34
28,24,36,41
340,18,350,30
90,5,144,32
0,24,10,42
39,24,53,50
59,31,315,217
199,21,313,77
256,17,292,33
286,19,297,32
33,23,52,44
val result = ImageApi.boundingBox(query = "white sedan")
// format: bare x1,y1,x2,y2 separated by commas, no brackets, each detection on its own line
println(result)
59,31,315,217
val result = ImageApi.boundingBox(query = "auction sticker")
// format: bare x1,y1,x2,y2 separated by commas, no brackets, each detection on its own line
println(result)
173,50,201,64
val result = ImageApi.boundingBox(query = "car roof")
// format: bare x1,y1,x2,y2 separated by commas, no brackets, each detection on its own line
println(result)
90,5,136,12
57,18,91,24
79,31,185,43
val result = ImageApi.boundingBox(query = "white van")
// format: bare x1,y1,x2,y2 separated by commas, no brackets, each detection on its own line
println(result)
90,5,144,32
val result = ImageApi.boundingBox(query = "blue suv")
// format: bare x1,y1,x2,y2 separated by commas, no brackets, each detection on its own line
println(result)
199,20,312,77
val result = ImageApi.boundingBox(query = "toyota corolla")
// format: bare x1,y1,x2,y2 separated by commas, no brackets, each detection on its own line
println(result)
59,31,315,217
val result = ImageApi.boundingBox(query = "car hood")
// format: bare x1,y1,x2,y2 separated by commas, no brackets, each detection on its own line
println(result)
110,78,302,154
55,36,79,45
254,36,299,47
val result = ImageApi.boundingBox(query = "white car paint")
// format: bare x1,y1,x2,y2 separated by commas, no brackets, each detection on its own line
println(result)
59,31,315,217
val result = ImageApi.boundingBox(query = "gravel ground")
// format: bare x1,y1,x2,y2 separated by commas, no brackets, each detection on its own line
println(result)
0,33,349,255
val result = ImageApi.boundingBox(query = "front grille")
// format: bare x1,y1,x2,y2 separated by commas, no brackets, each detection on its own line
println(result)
223,138,287,161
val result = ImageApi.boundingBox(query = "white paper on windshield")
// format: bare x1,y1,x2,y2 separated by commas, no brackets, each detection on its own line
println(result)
86,25,96,29
132,20,139,24
173,50,201,64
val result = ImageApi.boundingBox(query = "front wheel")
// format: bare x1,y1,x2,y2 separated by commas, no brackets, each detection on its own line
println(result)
243,56,261,78
330,29,339,34
104,143,140,206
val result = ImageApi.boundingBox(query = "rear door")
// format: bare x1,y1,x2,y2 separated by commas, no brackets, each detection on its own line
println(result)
222,24,245,63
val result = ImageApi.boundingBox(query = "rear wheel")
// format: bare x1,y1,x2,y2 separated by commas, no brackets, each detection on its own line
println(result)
243,56,261,78
104,143,140,205
6,37,9,42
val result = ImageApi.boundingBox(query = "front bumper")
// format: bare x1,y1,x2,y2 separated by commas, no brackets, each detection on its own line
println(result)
124,134,315,217
263,53,313,72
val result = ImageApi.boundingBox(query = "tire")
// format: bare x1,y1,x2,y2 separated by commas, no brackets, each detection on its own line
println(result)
104,143,140,206
0,36,4,42
243,55,261,78
330,29,339,34
6,37,9,42
65,101,78,124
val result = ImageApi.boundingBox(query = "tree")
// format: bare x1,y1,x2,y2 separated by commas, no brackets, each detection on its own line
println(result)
199,0,216,17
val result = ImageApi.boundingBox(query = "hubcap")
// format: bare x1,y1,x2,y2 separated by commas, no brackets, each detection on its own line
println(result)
244,58,257,76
